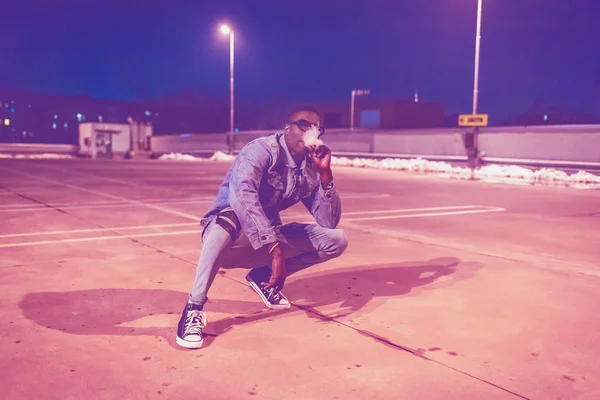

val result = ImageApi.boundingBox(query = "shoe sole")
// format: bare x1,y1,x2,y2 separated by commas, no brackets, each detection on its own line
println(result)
176,336,203,349
246,277,291,310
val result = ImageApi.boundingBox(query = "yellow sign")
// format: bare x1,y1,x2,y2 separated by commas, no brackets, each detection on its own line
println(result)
458,114,488,127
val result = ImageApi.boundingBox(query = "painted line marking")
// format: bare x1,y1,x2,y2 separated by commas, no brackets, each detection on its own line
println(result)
283,205,502,220
0,230,202,249
0,196,216,209
0,206,506,248
341,193,391,199
20,163,219,197
340,207,506,222
336,205,497,216
1,168,200,221
0,198,213,212
0,222,199,239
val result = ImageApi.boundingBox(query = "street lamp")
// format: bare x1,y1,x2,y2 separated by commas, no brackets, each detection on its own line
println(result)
472,0,483,116
470,0,483,172
220,24,235,154
350,89,370,130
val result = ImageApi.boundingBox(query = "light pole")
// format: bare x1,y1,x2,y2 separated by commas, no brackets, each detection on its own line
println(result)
472,0,483,116
470,0,483,172
220,25,234,154
350,89,370,130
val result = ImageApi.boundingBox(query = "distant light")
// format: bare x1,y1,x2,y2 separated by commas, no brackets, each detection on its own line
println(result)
234,128,239,133
98,115,103,122
77,113,84,122
64,122,69,128
4,118,10,126
543,114,548,121
220,25,231,35
10,108,14,113
52,123,57,129
145,110,151,116
28,104,32,108
54,114,58,119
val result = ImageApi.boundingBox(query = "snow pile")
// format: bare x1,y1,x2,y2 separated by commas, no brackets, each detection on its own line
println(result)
332,156,472,178
331,155,600,188
565,170,600,184
0,153,73,159
158,151,236,162
158,152,203,161
209,151,236,162
155,151,600,189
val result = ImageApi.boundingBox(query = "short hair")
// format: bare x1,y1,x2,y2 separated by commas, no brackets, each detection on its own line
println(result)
287,105,321,122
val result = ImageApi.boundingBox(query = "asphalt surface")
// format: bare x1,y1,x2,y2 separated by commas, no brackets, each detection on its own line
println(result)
1,157,599,400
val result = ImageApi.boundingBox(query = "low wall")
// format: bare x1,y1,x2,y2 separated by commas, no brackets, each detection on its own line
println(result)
478,126,600,163
152,133,228,154
3,124,599,168
150,125,600,167
0,143,78,154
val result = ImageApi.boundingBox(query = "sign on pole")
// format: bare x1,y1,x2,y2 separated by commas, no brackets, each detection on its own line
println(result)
458,114,488,127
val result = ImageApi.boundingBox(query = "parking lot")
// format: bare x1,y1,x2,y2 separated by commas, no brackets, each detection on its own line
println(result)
1,157,599,400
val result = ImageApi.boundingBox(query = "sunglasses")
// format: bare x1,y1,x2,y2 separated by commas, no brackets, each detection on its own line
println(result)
288,119,325,137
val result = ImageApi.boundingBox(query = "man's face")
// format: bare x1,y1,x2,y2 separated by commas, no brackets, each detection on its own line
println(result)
284,110,323,156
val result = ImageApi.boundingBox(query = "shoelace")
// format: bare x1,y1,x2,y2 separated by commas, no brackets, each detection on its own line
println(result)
184,311,205,336
266,288,283,303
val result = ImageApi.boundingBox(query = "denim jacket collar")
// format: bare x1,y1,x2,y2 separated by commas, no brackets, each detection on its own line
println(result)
277,132,307,171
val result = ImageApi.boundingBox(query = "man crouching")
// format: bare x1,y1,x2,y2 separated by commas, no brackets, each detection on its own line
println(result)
176,106,348,349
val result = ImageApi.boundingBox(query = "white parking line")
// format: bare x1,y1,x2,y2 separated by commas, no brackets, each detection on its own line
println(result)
0,198,213,212
283,205,503,220
0,205,506,248
337,205,497,216
0,196,215,209
341,207,506,222
0,193,388,213
340,193,390,199
0,229,202,248
2,169,200,221
0,222,199,239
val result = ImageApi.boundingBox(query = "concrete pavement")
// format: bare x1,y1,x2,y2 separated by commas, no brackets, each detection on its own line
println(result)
1,158,599,399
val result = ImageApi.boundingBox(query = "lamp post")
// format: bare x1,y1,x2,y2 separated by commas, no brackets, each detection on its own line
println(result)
470,0,483,172
220,25,235,154
350,89,370,130
472,0,483,117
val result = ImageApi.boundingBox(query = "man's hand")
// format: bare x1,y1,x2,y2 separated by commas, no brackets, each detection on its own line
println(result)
309,145,333,186
262,243,287,291
309,144,332,171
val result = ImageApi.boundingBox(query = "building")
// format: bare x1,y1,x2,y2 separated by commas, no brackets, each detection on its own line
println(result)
499,106,600,126
0,90,230,144
315,98,445,130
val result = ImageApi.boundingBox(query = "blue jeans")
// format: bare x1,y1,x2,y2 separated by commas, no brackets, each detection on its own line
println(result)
189,221,348,306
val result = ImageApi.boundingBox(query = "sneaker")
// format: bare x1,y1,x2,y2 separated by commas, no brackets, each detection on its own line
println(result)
245,273,291,310
176,303,207,349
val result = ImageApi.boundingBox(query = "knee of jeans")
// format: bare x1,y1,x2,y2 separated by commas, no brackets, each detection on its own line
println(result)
324,229,348,257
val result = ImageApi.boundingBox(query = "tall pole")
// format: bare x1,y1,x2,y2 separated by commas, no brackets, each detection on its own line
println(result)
470,0,483,173
473,0,483,115
350,90,356,130
228,31,235,155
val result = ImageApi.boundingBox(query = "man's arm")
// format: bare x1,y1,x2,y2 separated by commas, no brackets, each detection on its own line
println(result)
228,140,278,250
301,170,342,229
301,146,342,228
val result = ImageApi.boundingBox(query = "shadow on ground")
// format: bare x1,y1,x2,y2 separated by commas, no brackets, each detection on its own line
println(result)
19,257,482,350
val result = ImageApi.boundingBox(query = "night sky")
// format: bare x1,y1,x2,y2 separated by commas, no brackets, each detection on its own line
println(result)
1,0,599,121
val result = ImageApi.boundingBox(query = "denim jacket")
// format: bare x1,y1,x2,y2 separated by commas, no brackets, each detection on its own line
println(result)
201,132,342,250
